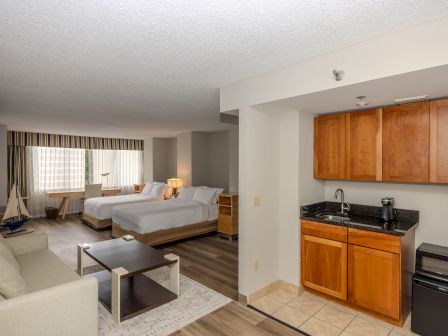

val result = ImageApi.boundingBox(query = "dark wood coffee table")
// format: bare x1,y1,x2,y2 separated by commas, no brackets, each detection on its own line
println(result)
77,238,179,323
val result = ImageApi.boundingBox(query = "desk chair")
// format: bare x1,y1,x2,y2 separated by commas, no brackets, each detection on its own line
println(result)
79,183,102,214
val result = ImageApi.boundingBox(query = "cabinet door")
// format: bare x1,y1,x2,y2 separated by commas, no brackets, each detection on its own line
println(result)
430,98,448,183
314,113,346,179
348,244,400,320
346,109,382,181
301,234,347,300
383,102,429,182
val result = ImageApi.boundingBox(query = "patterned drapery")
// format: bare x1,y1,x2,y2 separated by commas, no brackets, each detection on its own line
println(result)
7,146,27,197
7,130,144,196
7,131,143,150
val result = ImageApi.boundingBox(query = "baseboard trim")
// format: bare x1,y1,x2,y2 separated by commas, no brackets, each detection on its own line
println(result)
248,280,303,304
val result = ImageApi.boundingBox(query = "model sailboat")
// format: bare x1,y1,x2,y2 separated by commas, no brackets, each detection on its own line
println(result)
1,184,31,233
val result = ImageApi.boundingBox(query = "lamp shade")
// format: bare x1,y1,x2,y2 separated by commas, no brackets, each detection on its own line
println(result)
167,178,183,189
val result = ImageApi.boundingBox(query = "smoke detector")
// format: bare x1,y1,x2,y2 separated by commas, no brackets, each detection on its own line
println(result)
333,70,345,81
394,95,429,105
355,95,369,107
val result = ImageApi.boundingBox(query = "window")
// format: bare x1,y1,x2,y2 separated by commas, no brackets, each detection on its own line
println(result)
26,146,143,216
27,146,85,216
88,149,143,193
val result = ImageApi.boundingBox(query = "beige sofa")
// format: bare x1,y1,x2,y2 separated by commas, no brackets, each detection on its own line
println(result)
0,232,98,336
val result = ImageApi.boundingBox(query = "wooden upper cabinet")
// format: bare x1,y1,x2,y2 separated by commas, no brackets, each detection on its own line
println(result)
346,109,382,181
430,98,448,183
314,113,346,179
383,102,430,182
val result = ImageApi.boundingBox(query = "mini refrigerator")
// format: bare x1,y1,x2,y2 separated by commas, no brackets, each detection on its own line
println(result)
412,243,448,336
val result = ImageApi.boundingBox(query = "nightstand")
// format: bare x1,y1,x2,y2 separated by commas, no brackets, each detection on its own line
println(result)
133,183,146,193
218,193,238,241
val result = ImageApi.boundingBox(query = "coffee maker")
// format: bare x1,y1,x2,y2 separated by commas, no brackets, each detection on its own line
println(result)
381,197,395,222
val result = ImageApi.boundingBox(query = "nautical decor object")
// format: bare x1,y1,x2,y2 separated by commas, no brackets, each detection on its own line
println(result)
1,184,31,233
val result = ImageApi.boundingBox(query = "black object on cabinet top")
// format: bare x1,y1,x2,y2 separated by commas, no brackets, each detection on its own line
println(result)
300,201,419,236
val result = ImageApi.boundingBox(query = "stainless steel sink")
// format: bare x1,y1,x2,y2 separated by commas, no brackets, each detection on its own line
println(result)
316,214,350,222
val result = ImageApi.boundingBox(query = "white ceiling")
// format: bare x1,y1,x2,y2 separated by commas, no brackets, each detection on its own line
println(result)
258,65,448,113
1,1,448,139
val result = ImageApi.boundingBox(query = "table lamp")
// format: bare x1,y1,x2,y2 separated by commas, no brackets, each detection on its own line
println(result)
100,172,111,188
167,178,183,197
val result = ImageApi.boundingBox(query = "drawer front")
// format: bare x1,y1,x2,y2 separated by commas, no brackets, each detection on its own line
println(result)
348,228,400,254
301,220,347,242
219,215,237,235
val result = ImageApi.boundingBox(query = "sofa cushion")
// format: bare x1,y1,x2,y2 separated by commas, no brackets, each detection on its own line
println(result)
0,239,20,271
0,294,4,301
16,249,80,292
0,255,28,298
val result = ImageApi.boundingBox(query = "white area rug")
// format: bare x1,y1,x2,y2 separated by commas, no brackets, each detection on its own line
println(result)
98,267,232,336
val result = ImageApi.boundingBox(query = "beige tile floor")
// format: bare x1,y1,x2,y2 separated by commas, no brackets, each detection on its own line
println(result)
252,288,419,336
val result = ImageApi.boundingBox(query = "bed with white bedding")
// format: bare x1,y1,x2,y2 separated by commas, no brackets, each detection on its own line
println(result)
112,199,218,234
84,193,160,220
81,182,169,230
111,186,222,245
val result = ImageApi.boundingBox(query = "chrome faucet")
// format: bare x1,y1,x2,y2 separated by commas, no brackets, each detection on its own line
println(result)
334,188,350,215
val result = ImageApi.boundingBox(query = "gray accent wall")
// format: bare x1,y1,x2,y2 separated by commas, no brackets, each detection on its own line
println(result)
153,137,177,183
176,131,192,186
191,130,231,190
0,125,7,206
143,138,154,183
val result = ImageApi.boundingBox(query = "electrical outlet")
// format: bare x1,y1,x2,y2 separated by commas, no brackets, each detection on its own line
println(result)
254,259,259,271
253,195,261,207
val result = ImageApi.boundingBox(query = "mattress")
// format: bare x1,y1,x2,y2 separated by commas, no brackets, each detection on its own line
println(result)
112,199,218,234
84,193,160,220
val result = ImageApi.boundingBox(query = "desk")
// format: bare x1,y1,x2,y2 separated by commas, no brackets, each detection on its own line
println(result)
46,188,121,219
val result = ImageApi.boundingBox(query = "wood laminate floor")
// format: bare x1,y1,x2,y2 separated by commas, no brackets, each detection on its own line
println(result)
27,215,302,336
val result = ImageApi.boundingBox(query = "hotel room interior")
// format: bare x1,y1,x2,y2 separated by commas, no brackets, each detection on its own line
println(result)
1,2,448,336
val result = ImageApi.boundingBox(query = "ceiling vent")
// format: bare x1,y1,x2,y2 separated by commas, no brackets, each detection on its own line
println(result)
394,95,429,105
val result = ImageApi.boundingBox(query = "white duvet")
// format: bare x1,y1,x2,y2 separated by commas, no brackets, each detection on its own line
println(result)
112,199,218,234
84,194,161,220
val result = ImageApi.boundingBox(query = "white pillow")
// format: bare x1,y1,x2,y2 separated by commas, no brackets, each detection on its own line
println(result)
177,187,197,201
0,256,27,299
200,186,224,203
149,183,166,198
192,188,217,204
141,182,153,195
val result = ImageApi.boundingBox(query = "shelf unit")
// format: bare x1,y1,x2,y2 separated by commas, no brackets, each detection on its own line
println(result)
218,193,238,240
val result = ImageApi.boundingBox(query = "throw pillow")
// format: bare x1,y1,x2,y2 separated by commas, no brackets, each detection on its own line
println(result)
0,240,20,271
0,255,27,299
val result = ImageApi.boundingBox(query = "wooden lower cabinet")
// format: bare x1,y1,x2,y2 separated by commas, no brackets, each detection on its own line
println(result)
348,244,400,320
301,234,347,300
300,220,414,325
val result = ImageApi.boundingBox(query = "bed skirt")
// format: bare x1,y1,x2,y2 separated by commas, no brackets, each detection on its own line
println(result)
112,220,218,246
82,213,113,230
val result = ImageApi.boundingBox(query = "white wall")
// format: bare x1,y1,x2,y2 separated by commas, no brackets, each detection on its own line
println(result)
143,138,153,183
239,106,280,296
0,125,7,206
325,181,448,249
277,110,300,285
221,17,448,111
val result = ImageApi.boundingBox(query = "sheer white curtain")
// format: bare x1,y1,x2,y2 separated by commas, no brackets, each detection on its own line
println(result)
91,150,143,193
27,146,85,217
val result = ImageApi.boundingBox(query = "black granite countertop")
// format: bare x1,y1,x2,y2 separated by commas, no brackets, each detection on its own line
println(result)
300,201,419,236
